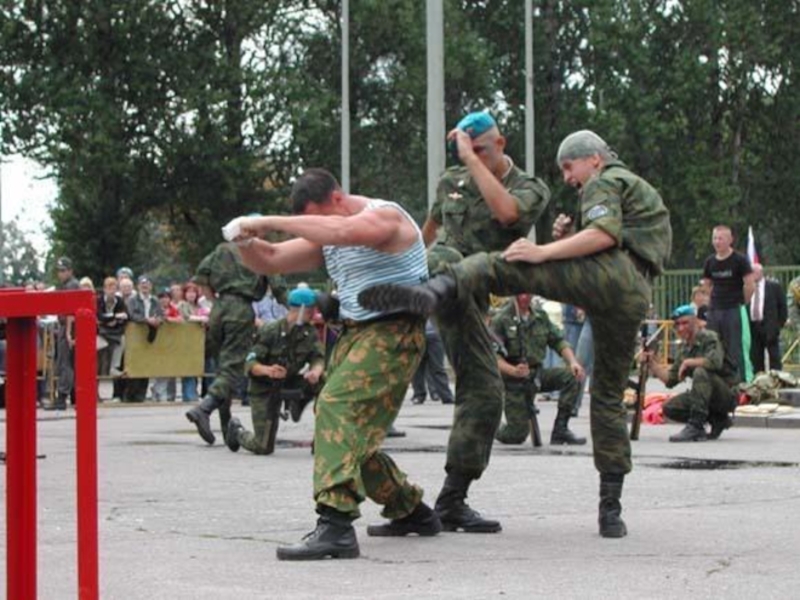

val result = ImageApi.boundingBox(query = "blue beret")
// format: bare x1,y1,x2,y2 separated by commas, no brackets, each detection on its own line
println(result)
288,288,317,307
455,111,497,139
671,304,696,320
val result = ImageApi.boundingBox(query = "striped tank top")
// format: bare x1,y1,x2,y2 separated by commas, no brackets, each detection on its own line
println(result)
323,199,429,321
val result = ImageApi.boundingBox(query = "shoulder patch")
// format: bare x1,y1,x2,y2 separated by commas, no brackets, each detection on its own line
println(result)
586,205,609,221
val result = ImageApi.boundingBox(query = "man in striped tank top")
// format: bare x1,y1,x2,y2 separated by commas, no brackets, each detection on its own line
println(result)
227,168,441,560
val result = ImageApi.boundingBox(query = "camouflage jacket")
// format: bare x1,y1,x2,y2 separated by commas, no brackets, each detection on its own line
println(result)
244,318,325,396
429,159,550,256
579,160,672,276
490,302,568,368
195,242,268,302
667,328,736,387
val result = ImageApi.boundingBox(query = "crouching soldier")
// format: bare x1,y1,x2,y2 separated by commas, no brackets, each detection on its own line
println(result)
226,286,325,455
646,304,738,442
491,293,586,445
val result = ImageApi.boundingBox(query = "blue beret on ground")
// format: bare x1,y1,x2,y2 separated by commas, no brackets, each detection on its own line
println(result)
455,111,497,139
288,287,317,307
671,304,696,320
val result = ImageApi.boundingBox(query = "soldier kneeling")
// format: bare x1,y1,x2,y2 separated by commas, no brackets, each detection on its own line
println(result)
227,287,325,455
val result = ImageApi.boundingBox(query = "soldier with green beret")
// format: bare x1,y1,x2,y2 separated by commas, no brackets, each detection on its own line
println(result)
359,129,672,538
418,110,551,533
491,294,586,446
185,242,269,445
227,286,325,455
646,304,737,442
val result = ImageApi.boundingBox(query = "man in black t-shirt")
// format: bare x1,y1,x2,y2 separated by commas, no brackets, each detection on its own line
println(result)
701,225,754,382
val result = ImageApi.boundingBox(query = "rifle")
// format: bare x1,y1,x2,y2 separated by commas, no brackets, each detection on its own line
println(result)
630,323,657,440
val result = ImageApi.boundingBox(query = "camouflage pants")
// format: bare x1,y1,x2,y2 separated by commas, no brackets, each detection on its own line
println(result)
206,294,255,401
238,377,319,454
662,368,736,424
450,248,650,475
314,316,425,520
429,245,504,480
496,366,582,445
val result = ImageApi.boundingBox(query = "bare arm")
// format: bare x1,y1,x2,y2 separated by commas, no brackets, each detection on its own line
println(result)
421,217,439,247
240,207,415,254
238,238,324,275
743,273,756,304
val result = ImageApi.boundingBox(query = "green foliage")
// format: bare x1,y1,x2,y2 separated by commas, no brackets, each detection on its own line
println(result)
0,219,43,286
2,0,800,276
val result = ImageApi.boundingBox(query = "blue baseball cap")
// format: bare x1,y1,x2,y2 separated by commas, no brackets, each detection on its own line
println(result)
288,287,317,307
671,304,696,320
455,111,497,139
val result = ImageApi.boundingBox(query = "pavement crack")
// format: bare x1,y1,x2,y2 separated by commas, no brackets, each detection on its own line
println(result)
706,557,732,577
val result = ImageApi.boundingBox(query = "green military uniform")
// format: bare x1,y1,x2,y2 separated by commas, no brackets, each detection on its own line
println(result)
662,328,737,428
450,159,671,476
235,318,324,454
490,302,582,445
429,162,550,477
186,243,268,445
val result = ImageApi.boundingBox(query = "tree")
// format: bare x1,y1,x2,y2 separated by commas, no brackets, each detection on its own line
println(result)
0,219,43,286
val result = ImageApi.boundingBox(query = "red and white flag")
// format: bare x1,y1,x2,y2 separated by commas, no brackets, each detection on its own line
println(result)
747,226,759,266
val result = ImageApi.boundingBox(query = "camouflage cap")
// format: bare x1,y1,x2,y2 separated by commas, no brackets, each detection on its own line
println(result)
556,130,612,163
56,256,73,270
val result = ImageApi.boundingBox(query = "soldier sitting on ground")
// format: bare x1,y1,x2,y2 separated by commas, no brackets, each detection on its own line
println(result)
226,286,325,455
645,304,737,442
490,293,586,446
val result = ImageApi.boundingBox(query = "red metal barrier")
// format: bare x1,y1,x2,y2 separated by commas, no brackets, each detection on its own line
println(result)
1,288,98,600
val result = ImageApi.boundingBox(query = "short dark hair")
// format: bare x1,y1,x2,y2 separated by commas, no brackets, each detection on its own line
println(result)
290,168,339,214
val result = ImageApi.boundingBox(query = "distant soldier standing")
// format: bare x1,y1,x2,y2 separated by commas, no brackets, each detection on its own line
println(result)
48,256,80,411
226,286,325,455
360,130,672,538
185,243,268,445
491,293,586,446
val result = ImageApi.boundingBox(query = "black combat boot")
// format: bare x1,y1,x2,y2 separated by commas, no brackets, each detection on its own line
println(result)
185,394,223,445
708,414,733,440
357,274,457,317
218,399,232,444
598,474,627,538
550,407,587,445
226,417,243,452
434,472,502,533
44,393,68,411
669,421,707,443
276,506,360,561
289,394,313,423
366,502,442,537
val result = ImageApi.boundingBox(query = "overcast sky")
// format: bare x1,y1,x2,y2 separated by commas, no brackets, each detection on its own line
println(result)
1,154,56,252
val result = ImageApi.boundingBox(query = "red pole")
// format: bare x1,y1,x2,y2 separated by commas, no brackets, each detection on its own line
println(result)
75,307,99,599
6,317,39,600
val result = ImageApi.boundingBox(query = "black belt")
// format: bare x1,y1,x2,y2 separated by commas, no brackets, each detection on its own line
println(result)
342,312,422,329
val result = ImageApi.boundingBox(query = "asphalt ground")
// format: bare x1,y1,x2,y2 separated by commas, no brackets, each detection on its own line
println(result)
1,382,800,600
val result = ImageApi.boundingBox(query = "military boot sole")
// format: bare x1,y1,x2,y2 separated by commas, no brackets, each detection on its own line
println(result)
366,518,442,537
357,285,437,317
599,519,628,538
226,419,242,452
668,433,708,443
185,410,215,445
276,545,360,561
440,519,502,533
550,435,587,445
